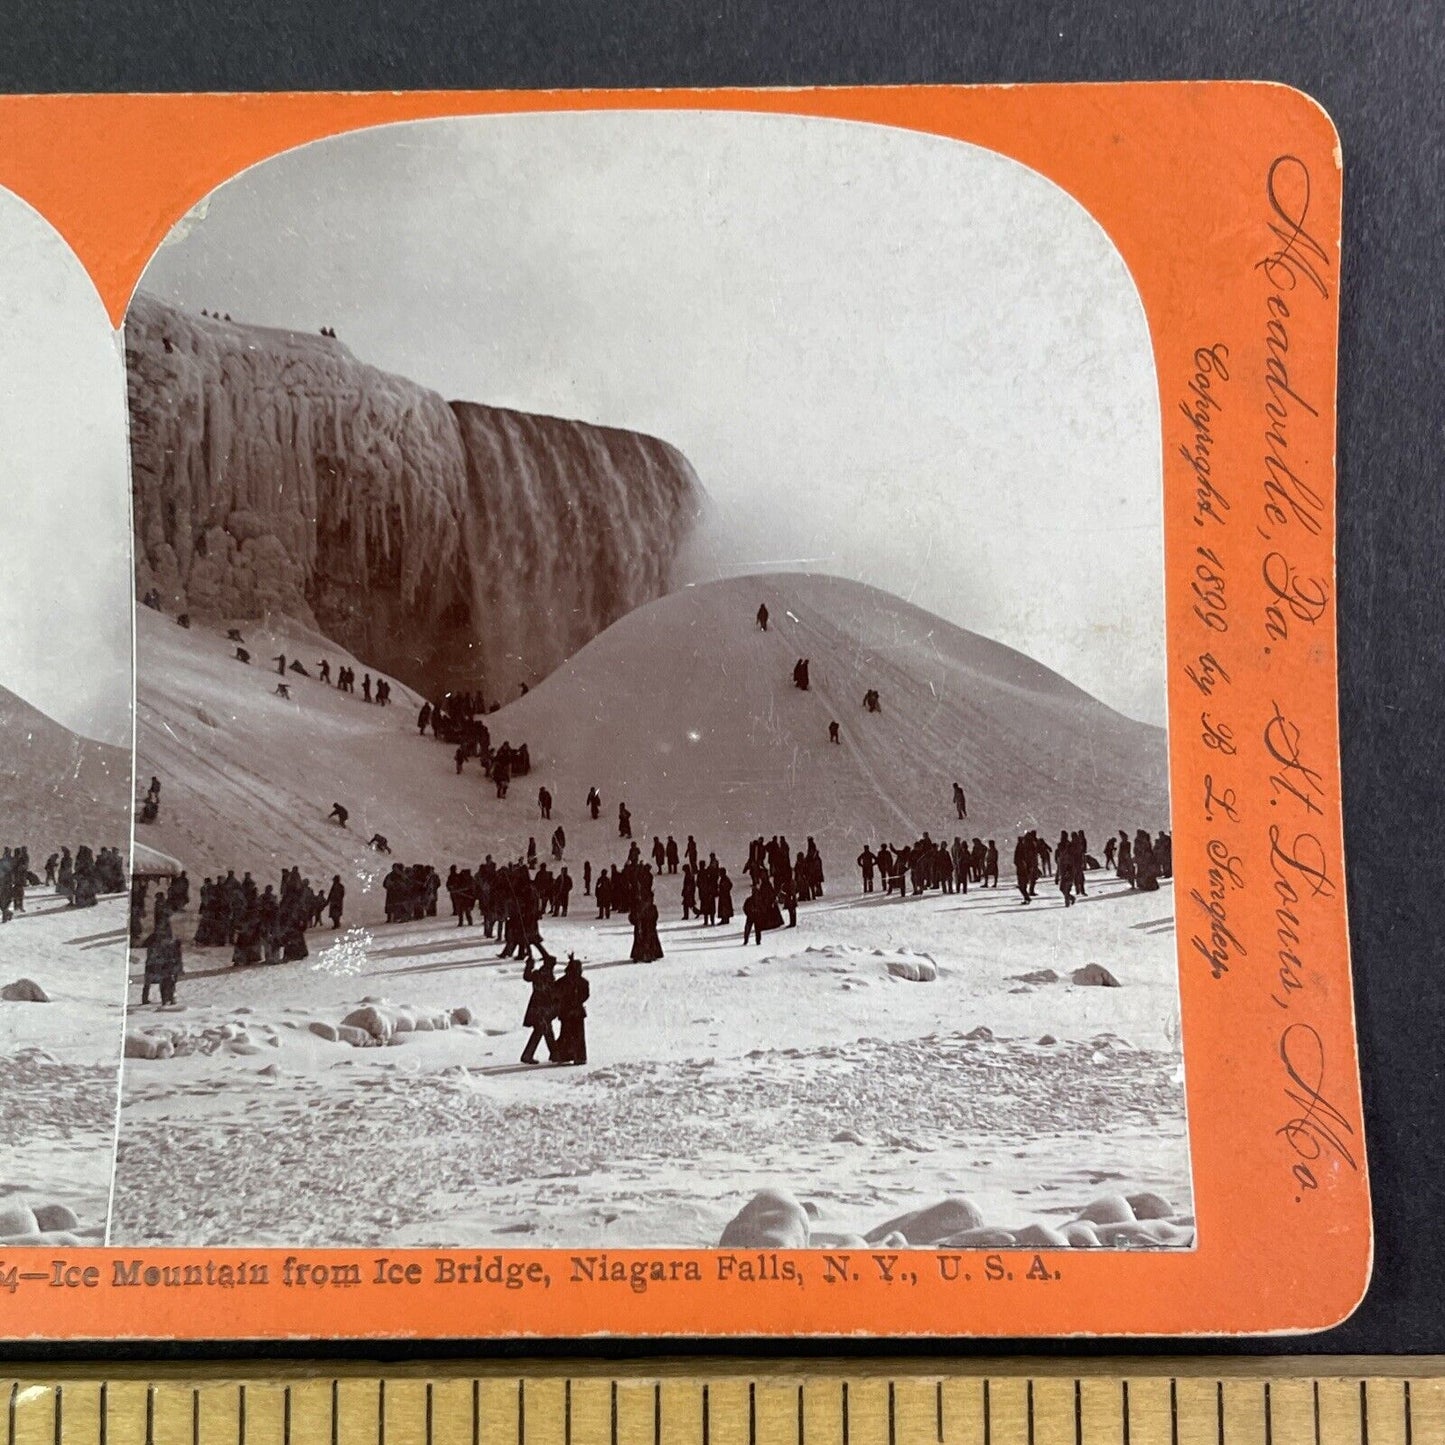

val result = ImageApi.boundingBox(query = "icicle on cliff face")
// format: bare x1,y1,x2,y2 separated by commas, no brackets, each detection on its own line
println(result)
125,293,704,698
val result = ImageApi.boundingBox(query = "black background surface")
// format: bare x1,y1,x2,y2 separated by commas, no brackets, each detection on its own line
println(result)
3,0,1441,1360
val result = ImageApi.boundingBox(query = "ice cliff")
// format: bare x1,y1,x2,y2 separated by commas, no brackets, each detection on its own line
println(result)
125,294,703,697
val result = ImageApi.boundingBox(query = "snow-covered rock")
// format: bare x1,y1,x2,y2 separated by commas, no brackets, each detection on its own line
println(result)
719,1188,810,1248
1071,963,1121,987
33,1203,79,1232
1075,1192,1135,1224
1126,1190,1174,1220
0,1202,38,1237
0,978,49,1002
886,954,937,982
867,1196,985,1245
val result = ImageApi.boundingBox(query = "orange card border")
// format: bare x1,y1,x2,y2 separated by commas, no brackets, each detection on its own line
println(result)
0,82,1367,1339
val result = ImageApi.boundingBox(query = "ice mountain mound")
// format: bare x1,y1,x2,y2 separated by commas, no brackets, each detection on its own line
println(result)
0,687,129,851
496,572,1171,849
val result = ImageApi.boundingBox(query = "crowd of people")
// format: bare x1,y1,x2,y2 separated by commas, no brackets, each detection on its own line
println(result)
419,690,503,739
195,868,341,957
132,863,352,1006
137,804,1171,1019
856,835,990,896
413,693,535,798
326,662,391,705
157,796,1172,1007
852,825,1170,908
392,850,657,974
1104,828,1173,893
0,842,126,922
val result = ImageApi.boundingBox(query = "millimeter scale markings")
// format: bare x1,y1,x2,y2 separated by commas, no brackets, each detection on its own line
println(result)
2,1361,1440,1445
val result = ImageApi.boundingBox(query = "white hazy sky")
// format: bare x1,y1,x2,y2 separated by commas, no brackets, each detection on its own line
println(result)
142,111,1165,722
0,191,132,746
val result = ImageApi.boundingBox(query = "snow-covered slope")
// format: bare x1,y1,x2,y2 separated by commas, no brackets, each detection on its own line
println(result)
503,572,1168,850
125,294,703,699
135,574,1167,889
0,687,129,851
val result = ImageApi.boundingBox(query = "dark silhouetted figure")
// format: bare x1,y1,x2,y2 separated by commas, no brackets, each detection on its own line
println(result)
756,603,769,631
1134,829,1159,892
319,659,332,684
141,911,182,1006
793,658,810,690
167,871,190,913
555,956,590,1064
1116,831,1135,888
952,836,969,895
326,876,345,928
275,683,291,698
368,833,391,854
448,867,475,926
586,786,601,820
418,703,432,735
1018,835,1040,901
742,883,768,946
952,782,967,819
829,721,840,744
328,803,348,828
234,647,250,664
273,654,287,676
226,628,245,643
618,804,632,839
857,846,876,893
520,958,558,1064
781,879,798,928
538,787,552,820
630,895,663,961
